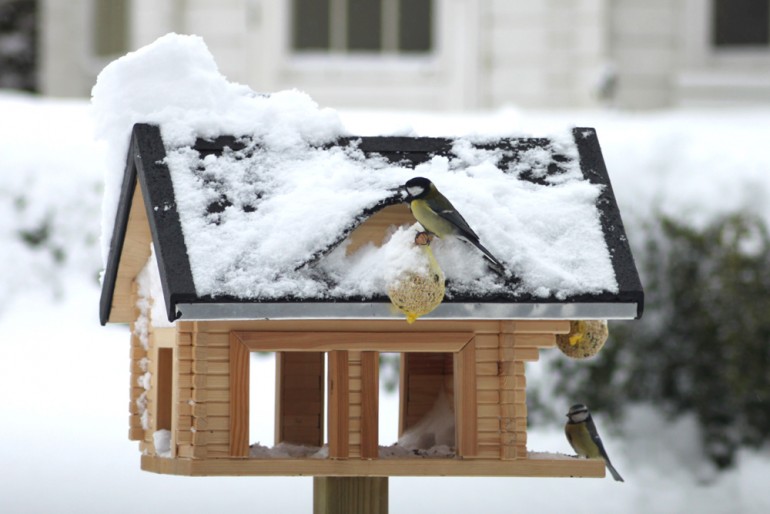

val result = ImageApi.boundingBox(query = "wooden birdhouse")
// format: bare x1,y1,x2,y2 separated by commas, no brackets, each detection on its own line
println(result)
100,123,642,483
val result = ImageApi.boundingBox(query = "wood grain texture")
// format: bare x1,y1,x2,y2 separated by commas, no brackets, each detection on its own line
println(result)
229,332,250,457
328,351,349,459
360,352,379,459
233,331,472,353
141,454,606,478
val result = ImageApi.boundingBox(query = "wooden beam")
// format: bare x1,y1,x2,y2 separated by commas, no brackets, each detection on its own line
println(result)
328,351,349,459
141,454,607,478
233,331,472,353
360,352,379,459
314,477,388,514
229,332,250,457
454,341,477,457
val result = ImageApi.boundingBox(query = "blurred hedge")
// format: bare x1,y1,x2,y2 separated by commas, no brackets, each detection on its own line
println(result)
548,212,770,469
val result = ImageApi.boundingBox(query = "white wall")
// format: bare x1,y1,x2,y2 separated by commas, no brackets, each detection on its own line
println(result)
37,0,770,109
480,0,609,109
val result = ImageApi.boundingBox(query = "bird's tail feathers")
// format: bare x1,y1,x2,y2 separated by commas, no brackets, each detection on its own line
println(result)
460,236,508,277
606,461,624,482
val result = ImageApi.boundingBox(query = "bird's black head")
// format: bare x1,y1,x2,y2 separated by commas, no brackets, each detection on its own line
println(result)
403,177,433,200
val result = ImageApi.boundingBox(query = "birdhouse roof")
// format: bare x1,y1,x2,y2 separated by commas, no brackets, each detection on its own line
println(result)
99,123,642,324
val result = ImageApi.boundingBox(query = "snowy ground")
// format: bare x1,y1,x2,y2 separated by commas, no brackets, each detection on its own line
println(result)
2,92,770,513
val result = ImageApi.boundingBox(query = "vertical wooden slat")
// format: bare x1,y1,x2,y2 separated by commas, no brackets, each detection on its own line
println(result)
454,341,477,457
398,353,408,437
229,333,250,457
360,351,379,459
328,350,349,459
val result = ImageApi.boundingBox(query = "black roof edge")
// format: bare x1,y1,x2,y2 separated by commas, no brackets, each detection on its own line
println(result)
131,123,197,323
572,127,644,319
99,128,141,325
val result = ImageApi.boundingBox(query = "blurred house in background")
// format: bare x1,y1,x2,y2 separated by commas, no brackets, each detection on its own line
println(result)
28,0,770,109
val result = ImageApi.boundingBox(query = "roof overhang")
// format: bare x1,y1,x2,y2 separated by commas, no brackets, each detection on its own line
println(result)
175,301,640,321
100,123,644,325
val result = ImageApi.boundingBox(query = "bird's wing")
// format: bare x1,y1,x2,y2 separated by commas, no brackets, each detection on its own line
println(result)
565,426,575,449
427,194,480,240
587,417,612,462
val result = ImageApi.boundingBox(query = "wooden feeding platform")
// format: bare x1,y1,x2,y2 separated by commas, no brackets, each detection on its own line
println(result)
100,123,641,503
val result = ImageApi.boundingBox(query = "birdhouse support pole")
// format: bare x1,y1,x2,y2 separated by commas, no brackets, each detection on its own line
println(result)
313,477,388,514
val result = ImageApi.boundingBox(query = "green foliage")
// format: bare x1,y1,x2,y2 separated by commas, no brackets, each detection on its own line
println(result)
549,212,770,469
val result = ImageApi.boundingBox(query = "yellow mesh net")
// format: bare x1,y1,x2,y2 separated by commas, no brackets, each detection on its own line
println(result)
556,320,609,359
387,241,445,323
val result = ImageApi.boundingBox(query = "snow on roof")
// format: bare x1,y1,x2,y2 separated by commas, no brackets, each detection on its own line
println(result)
94,33,641,322
161,129,616,301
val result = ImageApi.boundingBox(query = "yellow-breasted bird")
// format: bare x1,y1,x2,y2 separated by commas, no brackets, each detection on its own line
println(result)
565,403,624,482
400,177,506,275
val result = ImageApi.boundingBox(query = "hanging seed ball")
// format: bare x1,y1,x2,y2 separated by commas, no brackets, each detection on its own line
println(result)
387,240,445,323
556,320,609,359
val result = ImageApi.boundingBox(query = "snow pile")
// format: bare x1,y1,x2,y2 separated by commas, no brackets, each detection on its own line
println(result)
91,33,343,265
93,33,617,301
153,429,172,457
249,442,326,459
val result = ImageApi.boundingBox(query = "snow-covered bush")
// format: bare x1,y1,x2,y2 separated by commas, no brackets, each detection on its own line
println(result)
548,211,770,469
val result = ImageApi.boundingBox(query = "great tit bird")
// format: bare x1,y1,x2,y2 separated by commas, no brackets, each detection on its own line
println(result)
565,403,624,482
400,177,506,275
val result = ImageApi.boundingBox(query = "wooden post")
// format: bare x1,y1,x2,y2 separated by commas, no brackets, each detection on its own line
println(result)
313,477,388,514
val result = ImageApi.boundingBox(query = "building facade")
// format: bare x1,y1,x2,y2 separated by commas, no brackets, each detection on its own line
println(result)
39,0,770,109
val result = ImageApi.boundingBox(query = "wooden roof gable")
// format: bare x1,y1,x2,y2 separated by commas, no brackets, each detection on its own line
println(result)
100,123,643,325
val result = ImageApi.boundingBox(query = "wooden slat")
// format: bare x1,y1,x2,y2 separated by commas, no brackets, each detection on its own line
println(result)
328,351,349,459
192,347,229,361
142,455,607,478
454,342,477,457
234,331,473,353
229,332,250,457
360,352,379,459
500,320,571,334
504,333,557,348
193,332,231,347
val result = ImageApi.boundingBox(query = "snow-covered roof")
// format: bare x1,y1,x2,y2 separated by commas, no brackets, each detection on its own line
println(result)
98,123,643,324
93,33,641,324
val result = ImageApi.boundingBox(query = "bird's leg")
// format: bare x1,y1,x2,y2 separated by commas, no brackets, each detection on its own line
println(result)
414,231,434,246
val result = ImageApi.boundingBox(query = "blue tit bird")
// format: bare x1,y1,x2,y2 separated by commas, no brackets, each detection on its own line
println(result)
565,403,624,482
400,177,506,276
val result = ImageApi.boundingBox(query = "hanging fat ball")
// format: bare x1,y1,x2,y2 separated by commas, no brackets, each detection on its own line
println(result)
556,320,609,359
387,231,445,323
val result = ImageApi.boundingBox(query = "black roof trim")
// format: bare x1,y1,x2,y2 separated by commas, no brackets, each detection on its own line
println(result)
100,123,644,324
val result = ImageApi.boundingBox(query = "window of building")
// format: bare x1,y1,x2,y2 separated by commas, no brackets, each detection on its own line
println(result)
712,0,770,47
292,0,432,54
93,0,129,57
